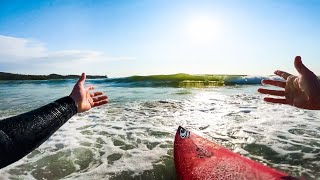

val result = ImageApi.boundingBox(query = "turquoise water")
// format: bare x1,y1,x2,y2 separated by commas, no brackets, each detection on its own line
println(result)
0,77,320,179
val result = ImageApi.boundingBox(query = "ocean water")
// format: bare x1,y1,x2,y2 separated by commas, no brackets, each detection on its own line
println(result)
0,75,319,180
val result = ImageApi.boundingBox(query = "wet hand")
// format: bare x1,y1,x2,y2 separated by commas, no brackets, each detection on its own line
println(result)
69,73,108,113
258,56,320,110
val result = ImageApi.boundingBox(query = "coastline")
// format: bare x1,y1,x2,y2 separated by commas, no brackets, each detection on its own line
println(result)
0,72,108,80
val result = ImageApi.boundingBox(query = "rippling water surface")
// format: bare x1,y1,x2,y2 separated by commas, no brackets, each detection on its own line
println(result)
0,79,319,179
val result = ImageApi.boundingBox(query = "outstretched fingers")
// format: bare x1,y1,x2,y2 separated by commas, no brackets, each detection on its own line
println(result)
264,97,288,104
90,92,103,97
93,99,109,107
77,73,86,86
92,95,108,102
294,56,312,75
258,88,285,96
91,94,108,107
87,86,95,91
274,70,292,80
261,79,286,88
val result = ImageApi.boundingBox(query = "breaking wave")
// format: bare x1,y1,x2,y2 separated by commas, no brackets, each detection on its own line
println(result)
103,74,282,87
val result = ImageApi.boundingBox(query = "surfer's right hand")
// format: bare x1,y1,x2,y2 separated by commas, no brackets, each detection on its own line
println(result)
258,56,320,110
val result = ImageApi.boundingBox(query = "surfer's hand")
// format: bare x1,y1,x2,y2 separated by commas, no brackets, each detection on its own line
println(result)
258,56,320,110
69,73,108,113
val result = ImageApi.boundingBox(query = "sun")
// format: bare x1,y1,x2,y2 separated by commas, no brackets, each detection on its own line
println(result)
186,15,218,44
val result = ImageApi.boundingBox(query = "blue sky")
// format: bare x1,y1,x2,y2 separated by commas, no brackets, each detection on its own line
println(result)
0,0,319,77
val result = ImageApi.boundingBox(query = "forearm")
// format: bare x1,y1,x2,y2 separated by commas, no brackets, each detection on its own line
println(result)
0,96,77,168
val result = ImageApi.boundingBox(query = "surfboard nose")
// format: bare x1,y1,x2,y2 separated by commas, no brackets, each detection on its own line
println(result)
176,126,190,139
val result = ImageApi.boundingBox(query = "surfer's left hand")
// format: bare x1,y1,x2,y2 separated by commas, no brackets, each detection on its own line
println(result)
258,56,320,110
70,73,108,113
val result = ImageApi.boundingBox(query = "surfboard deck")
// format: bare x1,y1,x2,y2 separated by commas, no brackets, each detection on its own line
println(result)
174,126,297,180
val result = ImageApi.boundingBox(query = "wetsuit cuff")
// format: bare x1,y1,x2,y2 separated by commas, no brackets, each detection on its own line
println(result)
54,96,78,115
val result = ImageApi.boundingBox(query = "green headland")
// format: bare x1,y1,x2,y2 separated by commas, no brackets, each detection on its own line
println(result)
0,72,108,80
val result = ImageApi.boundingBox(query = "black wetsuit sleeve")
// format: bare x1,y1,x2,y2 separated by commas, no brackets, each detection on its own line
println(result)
0,96,77,169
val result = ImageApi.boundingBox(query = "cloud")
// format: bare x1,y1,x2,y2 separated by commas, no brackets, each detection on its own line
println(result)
104,56,136,61
44,50,103,64
0,35,135,74
0,35,46,61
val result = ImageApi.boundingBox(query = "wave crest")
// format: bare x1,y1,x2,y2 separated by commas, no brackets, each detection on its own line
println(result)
105,74,279,87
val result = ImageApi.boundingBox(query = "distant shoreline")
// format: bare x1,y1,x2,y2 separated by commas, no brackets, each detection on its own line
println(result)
0,72,108,80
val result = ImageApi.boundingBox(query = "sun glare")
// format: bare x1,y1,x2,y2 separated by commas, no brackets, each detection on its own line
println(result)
186,15,218,44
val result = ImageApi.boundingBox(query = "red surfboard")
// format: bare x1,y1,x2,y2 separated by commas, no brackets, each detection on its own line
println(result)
174,126,297,180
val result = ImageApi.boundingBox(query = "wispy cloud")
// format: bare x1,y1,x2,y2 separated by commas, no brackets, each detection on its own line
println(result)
0,35,135,74
0,35,46,61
